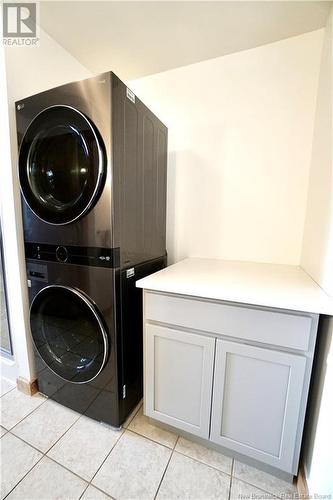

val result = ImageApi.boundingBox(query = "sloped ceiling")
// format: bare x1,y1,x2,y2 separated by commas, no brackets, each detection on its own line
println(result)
39,1,332,79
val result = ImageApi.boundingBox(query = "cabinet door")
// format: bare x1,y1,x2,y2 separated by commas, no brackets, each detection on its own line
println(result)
145,324,215,438
210,340,306,473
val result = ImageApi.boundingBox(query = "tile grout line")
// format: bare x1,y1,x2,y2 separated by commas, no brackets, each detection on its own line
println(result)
173,447,233,477
3,431,106,499
43,409,83,455
232,461,296,498
231,477,281,499
83,405,176,500
228,459,234,500
10,401,82,456
0,384,16,398
7,430,48,455
153,434,179,500
125,427,177,451
78,482,115,500
231,472,282,498
126,426,281,499
5,451,114,499
5,414,104,497
42,455,97,489
122,402,143,430
83,434,123,499
2,447,45,500
45,454,90,483
10,389,127,457
1,391,48,432
46,420,123,494
78,483,92,500
75,480,90,500
8,428,280,500
3,395,143,500
80,423,136,498
1,388,285,500
7,414,234,498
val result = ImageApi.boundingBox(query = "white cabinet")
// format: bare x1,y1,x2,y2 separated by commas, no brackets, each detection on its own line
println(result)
145,324,215,438
210,340,306,471
142,290,318,475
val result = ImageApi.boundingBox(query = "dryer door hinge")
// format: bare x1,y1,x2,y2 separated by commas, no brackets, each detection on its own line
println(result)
122,384,126,399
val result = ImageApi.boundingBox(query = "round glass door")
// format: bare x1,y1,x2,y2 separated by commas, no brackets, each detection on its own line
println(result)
30,286,109,383
19,106,106,225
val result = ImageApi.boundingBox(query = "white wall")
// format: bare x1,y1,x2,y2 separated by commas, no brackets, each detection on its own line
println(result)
130,30,323,266
1,27,91,383
301,7,333,496
0,45,17,380
301,15,333,297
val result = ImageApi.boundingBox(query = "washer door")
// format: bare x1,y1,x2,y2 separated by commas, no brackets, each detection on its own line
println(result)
30,285,109,383
19,105,106,225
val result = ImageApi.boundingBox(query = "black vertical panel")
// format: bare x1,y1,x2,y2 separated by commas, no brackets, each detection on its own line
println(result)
143,116,155,257
111,74,168,267
122,100,139,264
156,128,168,253
118,255,167,423
136,109,144,254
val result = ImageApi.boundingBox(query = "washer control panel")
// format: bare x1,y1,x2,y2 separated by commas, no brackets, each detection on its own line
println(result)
25,242,120,268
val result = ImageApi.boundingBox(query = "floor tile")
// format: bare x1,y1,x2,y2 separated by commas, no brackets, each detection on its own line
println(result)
48,415,123,481
157,451,231,499
92,430,171,500
176,436,232,474
233,461,297,498
0,377,15,397
7,456,87,500
12,399,80,452
0,426,7,437
0,389,45,429
0,432,42,499
122,401,142,428
128,407,178,448
230,477,277,499
81,485,112,500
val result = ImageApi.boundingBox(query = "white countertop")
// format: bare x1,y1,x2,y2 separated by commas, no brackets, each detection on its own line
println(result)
136,258,333,315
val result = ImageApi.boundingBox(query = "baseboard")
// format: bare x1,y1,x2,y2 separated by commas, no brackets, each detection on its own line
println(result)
297,462,309,498
16,377,38,396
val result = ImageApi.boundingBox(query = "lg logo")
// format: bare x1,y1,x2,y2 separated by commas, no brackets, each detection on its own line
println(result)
3,3,37,38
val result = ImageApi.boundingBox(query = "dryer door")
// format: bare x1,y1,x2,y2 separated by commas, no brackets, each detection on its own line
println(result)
30,285,109,383
19,105,106,225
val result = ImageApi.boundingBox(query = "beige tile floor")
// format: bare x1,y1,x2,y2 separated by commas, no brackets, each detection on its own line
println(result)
0,377,298,500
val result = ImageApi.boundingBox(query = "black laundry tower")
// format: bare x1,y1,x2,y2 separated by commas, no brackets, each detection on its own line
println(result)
16,72,167,426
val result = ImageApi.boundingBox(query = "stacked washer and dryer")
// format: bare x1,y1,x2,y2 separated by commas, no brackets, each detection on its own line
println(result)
16,72,167,427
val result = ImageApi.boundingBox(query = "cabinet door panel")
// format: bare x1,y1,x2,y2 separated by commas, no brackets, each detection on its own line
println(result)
211,340,306,473
145,324,215,438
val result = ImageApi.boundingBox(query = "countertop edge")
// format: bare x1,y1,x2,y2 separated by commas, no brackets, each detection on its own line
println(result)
136,283,333,315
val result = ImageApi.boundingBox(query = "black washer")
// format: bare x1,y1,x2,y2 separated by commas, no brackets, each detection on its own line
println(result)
30,285,109,384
